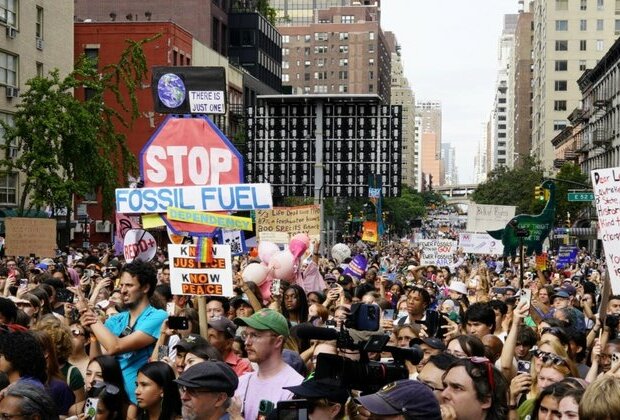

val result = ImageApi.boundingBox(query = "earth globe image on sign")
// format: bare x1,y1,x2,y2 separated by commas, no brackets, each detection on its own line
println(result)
157,73,186,108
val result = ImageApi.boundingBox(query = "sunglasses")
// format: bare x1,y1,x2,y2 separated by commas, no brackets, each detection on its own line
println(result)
531,349,567,366
470,357,495,392
91,381,120,396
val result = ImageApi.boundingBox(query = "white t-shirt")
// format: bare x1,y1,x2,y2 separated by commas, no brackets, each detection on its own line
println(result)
235,363,304,420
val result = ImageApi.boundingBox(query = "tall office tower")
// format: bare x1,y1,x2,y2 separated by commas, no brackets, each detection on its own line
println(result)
532,0,619,169
385,31,417,189
0,1,74,210
74,0,230,56
491,14,517,170
277,3,391,102
414,115,423,190
511,5,534,167
416,100,442,158
441,143,458,186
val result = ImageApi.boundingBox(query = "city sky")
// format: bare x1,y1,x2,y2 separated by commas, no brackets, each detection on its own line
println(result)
381,0,519,184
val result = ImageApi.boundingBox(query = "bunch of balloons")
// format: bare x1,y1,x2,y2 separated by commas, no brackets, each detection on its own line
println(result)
241,233,311,301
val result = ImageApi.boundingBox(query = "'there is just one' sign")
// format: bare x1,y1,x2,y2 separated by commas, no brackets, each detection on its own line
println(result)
168,244,234,296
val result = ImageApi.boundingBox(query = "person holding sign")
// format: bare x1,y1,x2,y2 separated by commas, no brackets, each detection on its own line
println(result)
78,260,168,405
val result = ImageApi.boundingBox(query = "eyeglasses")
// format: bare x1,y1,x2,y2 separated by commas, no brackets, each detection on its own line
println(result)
91,381,120,396
178,386,216,397
530,349,567,366
240,331,278,343
470,357,495,392
420,380,444,393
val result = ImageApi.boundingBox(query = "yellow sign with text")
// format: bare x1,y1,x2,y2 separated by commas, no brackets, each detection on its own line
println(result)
167,208,253,231
256,205,320,236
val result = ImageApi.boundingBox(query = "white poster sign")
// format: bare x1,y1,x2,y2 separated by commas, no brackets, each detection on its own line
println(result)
418,239,457,266
458,232,504,255
467,204,516,232
168,244,234,297
592,167,620,294
123,229,157,263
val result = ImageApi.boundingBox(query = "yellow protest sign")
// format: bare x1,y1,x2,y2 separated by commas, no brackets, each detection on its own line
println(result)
142,214,166,229
167,207,253,231
256,205,320,237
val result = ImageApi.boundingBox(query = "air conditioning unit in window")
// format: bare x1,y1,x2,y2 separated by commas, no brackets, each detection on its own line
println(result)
6,26,16,39
7,148,17,159
5,86,18,98
95,220,111,233
35,37,43,50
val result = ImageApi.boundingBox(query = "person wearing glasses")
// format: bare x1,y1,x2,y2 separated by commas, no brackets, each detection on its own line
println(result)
0,381,59,420
78,260,167,405
441,357,509,420
232,309,303,420
174,360,238,420
417,352,458,402
284,377,349,419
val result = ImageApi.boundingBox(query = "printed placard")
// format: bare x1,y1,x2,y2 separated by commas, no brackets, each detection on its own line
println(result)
458,232,504,255
168,244,234,296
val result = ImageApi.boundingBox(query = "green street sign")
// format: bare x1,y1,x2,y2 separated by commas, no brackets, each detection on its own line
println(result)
567,192,594,201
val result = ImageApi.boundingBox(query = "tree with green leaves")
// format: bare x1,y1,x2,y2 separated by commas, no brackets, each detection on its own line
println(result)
553,162,591,227
0,35,158,244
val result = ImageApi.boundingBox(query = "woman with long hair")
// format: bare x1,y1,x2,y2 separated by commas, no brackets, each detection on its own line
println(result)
281,285,309,325
130,361,181,420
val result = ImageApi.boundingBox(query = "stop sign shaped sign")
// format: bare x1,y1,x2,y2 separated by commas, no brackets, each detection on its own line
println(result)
139,115,244,235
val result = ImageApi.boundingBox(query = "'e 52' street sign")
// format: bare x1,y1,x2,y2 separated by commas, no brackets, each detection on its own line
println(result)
567,192,594,201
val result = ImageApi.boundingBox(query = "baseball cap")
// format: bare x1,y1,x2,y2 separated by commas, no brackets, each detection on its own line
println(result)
284,378,349,404
231,296,252,309
34,263,48,272
410,337,446,351
355,379,441,419
552,290,570,301
447,281,467,295
337,275,353,286
234,308,289,337
560,284,577,296
173,333,210,353
208,316,237,338
175,361,238,396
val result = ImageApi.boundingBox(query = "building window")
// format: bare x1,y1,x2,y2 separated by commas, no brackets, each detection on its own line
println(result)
581,0,587,9
498,132,506,138
339,32,349,41
339,45,348,53
282,74,289,82
597,19,604,30
597,39,604,50
554,80,567,91
556,0,568,10
338,85,348,93
339,58,348,66
580,19,587,31
304,34,311,42
338,70,348,79
616,19,620,32
282,35,289,43
555,40,568,50
314,46,327,54
282,61,289,69
369,58,374,66
316,58,326,67
554,100,567,111
579,60,587,70
0,0,17,27
282,48,289,56
580,40,587,50
0,52,17,86
553,120,567,130
555,20,568,31
314,85,327,93
555,60,568,71
368,44,374,53
341,15,354,23
304,60,310,67
369,84,374,92
0,112,16,161
314,32,328,41
598,0,604,10
369,32,375,40
36,61,43,77
304,73,310,81
36,6,43,39
0,173,17,205
314,71,327,80
369,70,374,80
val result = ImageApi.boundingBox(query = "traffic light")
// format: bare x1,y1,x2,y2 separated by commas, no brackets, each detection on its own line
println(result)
534,185,544,201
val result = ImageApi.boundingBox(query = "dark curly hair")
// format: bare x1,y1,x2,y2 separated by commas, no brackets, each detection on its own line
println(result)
0,331,47,383
121,260,157,298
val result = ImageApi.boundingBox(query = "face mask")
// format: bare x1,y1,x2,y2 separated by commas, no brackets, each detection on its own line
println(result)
397,311,408,319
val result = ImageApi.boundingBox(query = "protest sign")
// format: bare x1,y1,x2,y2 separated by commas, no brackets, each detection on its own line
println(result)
168,244,233,296
458,232,504,255
123,229,157,263
167,207,252,230
362,221,378,243
5,218,55,257
467,204,516,232
556,245,578,269
419,239,457,266
592,167,620,294
256,205,320,237
535,253,548,271
216,230,246,256
258,231,290,244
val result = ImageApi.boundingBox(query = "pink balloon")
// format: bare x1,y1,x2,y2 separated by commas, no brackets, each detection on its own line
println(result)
258,241,280,265
241,263,269,286
268,250,295,281
289,233,310,260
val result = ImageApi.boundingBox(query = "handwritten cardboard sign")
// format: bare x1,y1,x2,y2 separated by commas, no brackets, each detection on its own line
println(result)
5,218,56,257
256,205,320,237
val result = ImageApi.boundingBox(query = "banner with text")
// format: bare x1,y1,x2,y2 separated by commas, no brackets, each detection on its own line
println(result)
419,239,457,266
5,218,56,257
556,245,578,269
467,203,516,232
592,167,620,294
168,244,234,296
458,232,504,255
256,205,320,238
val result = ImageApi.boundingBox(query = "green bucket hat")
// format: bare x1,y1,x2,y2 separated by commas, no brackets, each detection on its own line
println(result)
234,308,289,337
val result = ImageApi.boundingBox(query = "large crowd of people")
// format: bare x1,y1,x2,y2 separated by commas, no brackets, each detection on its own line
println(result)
0,238,617,420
